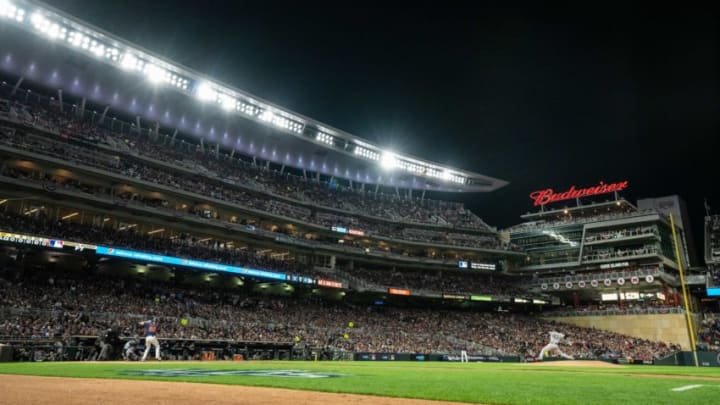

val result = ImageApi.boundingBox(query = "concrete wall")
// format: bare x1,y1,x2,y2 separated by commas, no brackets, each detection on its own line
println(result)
544,313,700,350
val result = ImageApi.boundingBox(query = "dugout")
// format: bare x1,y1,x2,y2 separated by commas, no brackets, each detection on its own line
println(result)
0,344,12,362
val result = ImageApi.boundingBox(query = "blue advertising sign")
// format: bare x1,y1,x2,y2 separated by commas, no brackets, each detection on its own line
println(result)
95,246,288,281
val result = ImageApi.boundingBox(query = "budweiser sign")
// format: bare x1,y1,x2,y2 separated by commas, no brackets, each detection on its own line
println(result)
529,180,629,206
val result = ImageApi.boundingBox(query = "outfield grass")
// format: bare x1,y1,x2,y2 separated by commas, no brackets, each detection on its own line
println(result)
1,361,719,404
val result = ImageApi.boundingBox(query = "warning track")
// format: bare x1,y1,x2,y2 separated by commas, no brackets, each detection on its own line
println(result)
0,374,472,405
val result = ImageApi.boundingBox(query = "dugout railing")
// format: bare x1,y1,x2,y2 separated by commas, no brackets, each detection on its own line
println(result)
0,335,295,362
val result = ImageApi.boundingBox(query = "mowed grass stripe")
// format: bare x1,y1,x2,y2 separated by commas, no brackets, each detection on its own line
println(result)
0,361,719,405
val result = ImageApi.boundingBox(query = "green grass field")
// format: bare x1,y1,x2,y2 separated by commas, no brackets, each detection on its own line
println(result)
1,360,720,404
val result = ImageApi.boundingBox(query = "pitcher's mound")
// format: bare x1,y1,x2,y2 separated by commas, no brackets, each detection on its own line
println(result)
527,360,622,368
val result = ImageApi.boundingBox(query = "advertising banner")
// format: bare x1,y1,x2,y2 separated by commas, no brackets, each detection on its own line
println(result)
388,288,411,296
96,246,289,281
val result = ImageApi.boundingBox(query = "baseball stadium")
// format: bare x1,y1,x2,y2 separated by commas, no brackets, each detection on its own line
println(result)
1,1,719,404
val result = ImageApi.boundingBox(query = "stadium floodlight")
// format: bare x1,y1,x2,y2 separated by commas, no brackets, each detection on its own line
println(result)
105,47,119,61
237,101,258,116
253,109,303,133
29,12,46,29
274,115,288,128
0,0,26,22
30,12,65,40
353,145,380,161
258,109,274,122
1,0,497,190
144,63,166,84
195,82,217,102
316,132,333,145
68,31,82,46
47,23,64,40
219,93,236,111
288,121,303,134
380,151,398,170
120,53,141,71
90,42,104,57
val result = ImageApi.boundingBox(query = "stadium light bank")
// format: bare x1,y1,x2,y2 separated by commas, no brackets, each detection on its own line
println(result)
0,0,505,191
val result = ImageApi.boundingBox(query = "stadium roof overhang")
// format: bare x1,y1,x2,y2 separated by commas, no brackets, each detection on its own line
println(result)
0,0,508,193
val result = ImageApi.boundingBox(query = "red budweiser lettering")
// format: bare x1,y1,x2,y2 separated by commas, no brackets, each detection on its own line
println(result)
529,180,629,206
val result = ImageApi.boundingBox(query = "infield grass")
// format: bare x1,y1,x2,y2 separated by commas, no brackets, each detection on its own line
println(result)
1,360,720,404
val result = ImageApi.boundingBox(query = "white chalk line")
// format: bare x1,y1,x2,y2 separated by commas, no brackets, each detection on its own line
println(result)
671,384,704,392
670,384,720,392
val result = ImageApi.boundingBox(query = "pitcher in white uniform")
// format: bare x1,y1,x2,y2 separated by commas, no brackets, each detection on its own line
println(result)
537,331,574,360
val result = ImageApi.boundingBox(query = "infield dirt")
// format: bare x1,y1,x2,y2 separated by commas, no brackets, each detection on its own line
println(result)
0,374,472,405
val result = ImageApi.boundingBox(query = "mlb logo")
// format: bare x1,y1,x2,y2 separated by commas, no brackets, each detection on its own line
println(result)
49,239,64,248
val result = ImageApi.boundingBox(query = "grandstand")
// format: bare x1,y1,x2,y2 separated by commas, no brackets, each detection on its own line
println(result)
503,187,713,348
705,215,720,296
705,215,720,267
0,0,527,298
0,0,708,366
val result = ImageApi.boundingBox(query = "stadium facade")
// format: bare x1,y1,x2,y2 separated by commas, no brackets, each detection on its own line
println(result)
504,183,703,306
0,0,529,307
500,183,713,349
0,0,507,193
705,214,720,297
0,0,715,362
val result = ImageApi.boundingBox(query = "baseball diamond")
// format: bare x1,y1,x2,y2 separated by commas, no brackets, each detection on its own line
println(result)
2,361,720,405
1,1,720,405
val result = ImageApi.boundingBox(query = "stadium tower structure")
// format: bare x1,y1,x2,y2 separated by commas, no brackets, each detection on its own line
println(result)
502,180,708,349
0,0,532,307
704,214,720,298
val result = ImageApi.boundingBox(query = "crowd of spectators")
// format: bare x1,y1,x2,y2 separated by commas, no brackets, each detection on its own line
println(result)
0,210,314,278
706,216,720,286
348,267,527,297
546,301,683,317
0,93,495,233
0,267,678,361
698,313,720,352
706,216,720,263
507,209,660,233
582,245,659,262
0,210,519,295
584,225,659,243
0,165,484,263
0,81,690,364
0,118,510,251
524,268,663,296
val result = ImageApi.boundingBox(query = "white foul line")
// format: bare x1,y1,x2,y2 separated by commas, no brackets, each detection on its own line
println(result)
671,384,704,392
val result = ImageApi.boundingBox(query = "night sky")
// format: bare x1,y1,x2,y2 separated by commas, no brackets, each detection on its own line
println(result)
42,1,720,248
